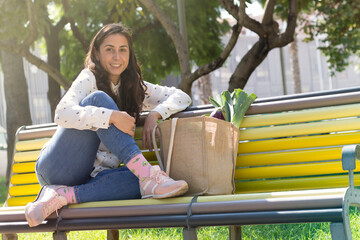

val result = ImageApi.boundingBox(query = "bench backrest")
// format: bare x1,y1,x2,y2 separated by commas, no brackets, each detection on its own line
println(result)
6,91,360,206
237,102,360,193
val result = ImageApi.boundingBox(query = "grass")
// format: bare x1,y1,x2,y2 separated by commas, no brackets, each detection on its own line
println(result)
1,177,360,239
0,177,7,204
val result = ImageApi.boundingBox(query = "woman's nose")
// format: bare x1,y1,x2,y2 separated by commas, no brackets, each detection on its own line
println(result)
113,51,120,60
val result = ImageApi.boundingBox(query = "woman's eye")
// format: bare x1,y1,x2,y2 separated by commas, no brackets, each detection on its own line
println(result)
106,48,113,52
120,48,127,52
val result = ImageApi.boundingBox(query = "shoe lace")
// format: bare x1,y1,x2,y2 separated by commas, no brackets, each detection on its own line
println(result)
154,170,171,184
43,195,64,217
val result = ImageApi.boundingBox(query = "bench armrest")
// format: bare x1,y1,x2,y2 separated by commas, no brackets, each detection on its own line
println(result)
342,145,360,189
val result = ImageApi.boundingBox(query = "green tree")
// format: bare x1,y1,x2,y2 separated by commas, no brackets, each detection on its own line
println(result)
140,0,239,95
303,0,360,75
217,0,299,91
0,0,70,89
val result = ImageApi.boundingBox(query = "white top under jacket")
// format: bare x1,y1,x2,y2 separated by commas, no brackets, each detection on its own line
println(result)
54,68,192,177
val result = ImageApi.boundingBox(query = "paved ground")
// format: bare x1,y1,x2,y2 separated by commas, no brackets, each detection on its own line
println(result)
0,150,7,177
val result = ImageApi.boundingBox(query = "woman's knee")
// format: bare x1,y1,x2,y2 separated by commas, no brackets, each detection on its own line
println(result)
80,91,117,109
88,90,110,100
35,146,94,186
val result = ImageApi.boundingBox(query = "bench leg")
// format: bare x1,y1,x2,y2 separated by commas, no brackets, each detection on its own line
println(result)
2,233,18,240
229,225,242,240
330,222,346,240
107,229,119,240
183,227,197,240
53,231,67,240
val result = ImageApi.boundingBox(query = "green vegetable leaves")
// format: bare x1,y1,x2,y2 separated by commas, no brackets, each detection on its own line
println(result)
209,96,221,108
209,89,257,128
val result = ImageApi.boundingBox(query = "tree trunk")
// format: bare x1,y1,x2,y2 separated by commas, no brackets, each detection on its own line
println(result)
45,27,61,119
0,41,70,90
139,0,191,94
223,0,298,92
1,46,32,185
196,74,212,104
140,0,241,97
289,39,301,93
228,38,270,91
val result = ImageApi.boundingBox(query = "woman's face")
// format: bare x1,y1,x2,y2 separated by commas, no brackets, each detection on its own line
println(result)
96,33,130,84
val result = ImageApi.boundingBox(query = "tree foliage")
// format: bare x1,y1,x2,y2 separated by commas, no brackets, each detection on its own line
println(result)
135,0,230,84
302,0,360,75
0,1,28,42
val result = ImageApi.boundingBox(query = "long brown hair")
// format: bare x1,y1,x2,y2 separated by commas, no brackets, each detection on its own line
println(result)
84,23,146,120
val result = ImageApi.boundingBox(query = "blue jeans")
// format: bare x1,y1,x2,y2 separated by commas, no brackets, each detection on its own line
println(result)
35,91,142,203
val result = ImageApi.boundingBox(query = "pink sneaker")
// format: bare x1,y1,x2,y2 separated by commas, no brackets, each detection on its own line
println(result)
25,185,68,227
140,165,188,199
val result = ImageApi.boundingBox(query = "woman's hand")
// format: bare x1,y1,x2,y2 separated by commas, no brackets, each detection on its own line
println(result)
143,111,162,151
109,111,136,137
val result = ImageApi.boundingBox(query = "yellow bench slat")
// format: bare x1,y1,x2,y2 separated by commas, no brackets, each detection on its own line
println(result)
6,196,37,207
71,188,347,209
238,131,360,154
235,175,357,194
237,147,342,167
9,184,41,197
241,102,360,128
15,132,151,152
12,148,155,164
142,151,157,161
14,150,41,162
239,117,360,141
11,173,38,185
134,126,143,139
235,161,356,180
16,138,50,152
12,162,36,173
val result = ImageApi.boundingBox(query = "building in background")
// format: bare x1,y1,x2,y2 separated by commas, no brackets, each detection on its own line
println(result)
0,48,52,129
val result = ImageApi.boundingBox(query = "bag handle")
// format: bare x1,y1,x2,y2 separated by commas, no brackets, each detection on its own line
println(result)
152,118,178,175
165,118,178,174
152,124,164,171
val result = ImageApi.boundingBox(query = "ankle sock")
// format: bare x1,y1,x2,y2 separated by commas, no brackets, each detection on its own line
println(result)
126,153,151,183
56,186,77,204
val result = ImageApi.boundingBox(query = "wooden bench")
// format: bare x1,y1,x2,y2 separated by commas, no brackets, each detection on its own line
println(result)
2,88,360,240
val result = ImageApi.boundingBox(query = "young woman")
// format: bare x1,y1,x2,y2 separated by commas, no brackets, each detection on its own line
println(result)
25,23,191,227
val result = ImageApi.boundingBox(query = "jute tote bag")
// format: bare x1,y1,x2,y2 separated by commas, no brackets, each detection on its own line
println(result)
152,115,240,196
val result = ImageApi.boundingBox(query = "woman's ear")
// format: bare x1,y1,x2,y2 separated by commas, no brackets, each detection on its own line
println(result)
94,50,100,61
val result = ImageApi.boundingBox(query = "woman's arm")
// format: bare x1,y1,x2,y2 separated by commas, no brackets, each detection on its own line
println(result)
142,82,192,150
142,81,192,119
142,111,162,151
109,110,135,137
54,69,113,130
